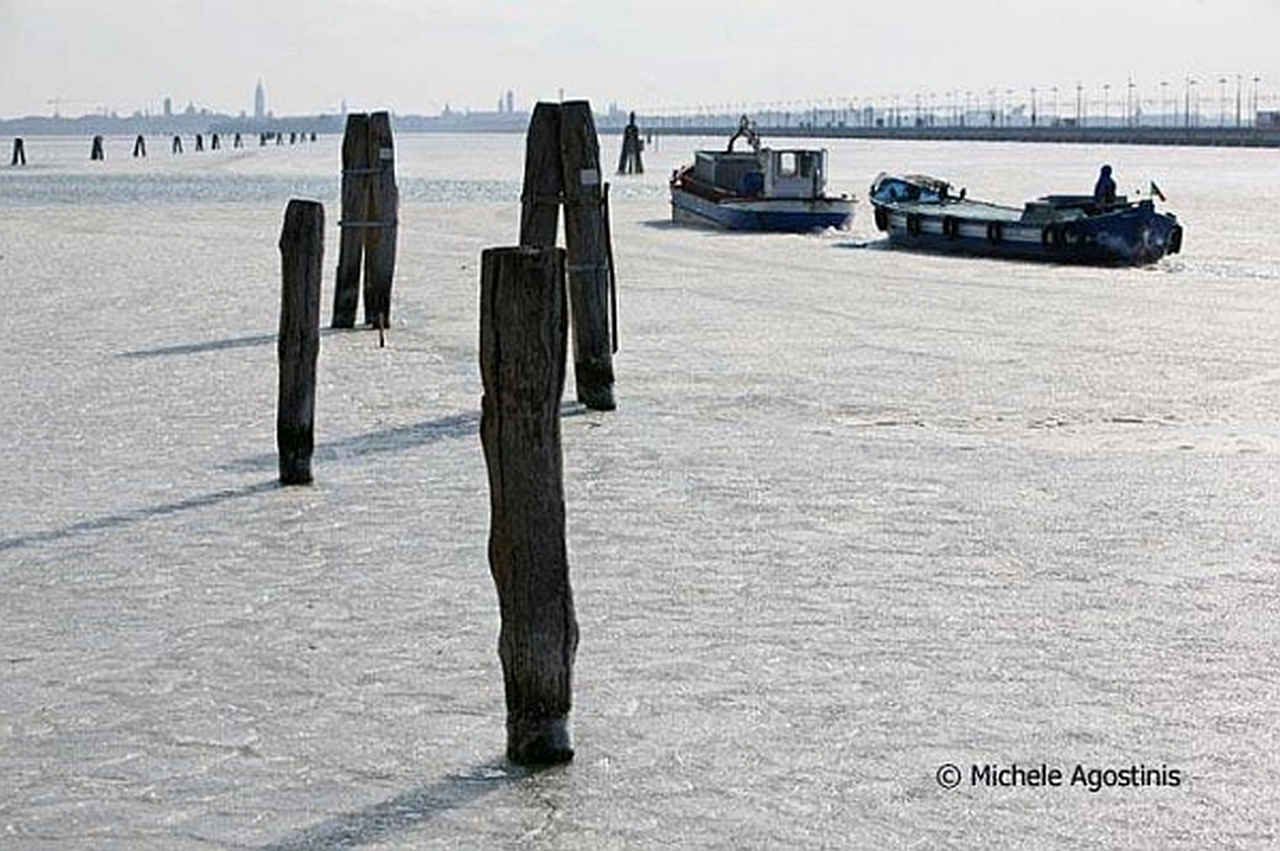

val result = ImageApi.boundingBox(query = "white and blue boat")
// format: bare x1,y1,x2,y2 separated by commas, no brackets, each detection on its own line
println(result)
869,173,1183,266
669,118,854,232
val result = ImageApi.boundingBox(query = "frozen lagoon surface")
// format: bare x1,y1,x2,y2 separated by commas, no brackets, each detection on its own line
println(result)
1,133,1278,849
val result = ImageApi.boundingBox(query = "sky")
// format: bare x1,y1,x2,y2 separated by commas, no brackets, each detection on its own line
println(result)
1,0,1277,119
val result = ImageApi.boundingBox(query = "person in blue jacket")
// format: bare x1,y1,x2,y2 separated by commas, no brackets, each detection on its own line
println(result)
1093,164,1116,205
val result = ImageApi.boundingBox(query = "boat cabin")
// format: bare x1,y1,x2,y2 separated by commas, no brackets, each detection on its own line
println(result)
692,148,830,199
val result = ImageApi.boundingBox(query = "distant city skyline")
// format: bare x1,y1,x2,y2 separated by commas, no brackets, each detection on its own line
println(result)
1,0,1277,120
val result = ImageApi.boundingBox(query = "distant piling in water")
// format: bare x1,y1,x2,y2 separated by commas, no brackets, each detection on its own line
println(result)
90,135,104,161
332,111,399,329
211,133,220,151
234,132,243,149
132,135,146,157
616,111,644,174
277,200,324,486
10,138,25,166
172,135,183,154
520,100,619,411
195,134,204,152
478,245,578,766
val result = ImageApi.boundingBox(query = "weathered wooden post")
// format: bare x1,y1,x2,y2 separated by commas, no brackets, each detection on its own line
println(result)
234,132,243,149
172,135,183,154
332,112,370,328
310,132,317,142
362,110,398,327
519,101,618,411
11,138,25,166
616,112,644,174
290,131,297,144
260,133,267,147
211,133,220,150
195,133,204,152
90,135,104,161
132,135,146,157
479,245,578,766
276,132,283,146
277,199,324,486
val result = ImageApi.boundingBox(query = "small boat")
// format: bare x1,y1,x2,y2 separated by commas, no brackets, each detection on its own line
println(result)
869,173,1183,266
669,117,854,232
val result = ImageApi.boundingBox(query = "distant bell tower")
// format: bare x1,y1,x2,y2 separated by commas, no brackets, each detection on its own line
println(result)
254,79,266,120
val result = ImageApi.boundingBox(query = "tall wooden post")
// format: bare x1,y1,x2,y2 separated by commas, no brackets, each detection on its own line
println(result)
195,133,204,152
362,111,398,327
132,135,146,157
172,136,183,154
11,138,25,166
277,200,324,486
616,112,644,174
479,245,578,766
332,112,370,328
518,103,562,247
560,101,617,410
90,135,104,161
519,101,617,411
211,133,220,150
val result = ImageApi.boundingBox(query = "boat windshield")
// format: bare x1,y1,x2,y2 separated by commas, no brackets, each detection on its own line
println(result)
871,176,948,204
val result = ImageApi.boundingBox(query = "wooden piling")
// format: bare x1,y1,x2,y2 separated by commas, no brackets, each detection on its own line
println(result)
11,138,25,166
276,133,283,146
172,135,183,154
132,135,146,157
211,133,220,150
195,133,204,152
479,245,578,766
518,103,562,247
277,199,324,486
260,133,267,147
518,101,616,410
234,132,243,149
616,112,644,175
290,132,297,144
362,111,398,326
310,132,317,142
332,112,370,328
560,102,617,410
90,135,104,161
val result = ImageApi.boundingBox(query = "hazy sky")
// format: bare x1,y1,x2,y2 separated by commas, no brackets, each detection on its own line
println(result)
1,0,1275,118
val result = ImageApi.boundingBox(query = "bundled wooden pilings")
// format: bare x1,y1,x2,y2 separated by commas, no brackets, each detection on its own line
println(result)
133,135,146,157
332,111,399,328
277,200,324,486
211,133,220,151
90,135,104,161
479,245,578,766
172,135,184,154
616,111,644,174
519,100,618,411
195,134,204,152
10,138,25,166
